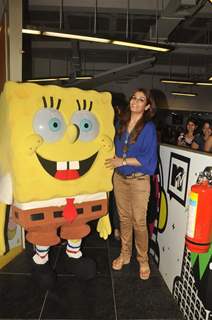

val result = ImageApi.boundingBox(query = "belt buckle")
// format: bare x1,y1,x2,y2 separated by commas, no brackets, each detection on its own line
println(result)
130,172,145,179
126,173,134,179
131,173,136,178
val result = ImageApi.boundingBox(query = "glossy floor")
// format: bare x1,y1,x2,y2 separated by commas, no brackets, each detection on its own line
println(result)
0,226,183,320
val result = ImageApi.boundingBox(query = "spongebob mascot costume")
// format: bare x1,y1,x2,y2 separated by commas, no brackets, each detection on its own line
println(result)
0,81,114,287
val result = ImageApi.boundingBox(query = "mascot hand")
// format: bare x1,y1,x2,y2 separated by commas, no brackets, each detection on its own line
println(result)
96,214,112,240
0,203,7,255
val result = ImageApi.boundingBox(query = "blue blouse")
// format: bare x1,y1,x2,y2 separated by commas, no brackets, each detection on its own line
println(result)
115,121,158,176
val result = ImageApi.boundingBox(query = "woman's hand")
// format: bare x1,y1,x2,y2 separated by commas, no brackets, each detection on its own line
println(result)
105,156,123,169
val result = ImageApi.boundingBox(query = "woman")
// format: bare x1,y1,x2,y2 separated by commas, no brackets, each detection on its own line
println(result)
204,135,212,153
192,120,212,151
177,118,197,148
105,88,157,280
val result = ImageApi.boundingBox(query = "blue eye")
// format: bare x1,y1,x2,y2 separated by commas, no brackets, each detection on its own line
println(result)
71,110,99,142
79,119,93,132
33,108,66,142
48,117,62,132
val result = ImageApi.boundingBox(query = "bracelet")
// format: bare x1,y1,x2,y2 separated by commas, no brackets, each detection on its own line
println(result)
122,158,127,166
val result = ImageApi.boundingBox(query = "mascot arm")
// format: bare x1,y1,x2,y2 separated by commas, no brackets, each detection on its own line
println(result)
0,202,7,255
96,213,111,240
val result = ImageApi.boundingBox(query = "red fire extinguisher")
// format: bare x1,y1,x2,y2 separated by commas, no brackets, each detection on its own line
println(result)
185,169,212,253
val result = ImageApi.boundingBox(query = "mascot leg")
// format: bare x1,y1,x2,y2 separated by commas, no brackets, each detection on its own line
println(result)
28,226,59,290
65,238,96,280
31,244,57,290
66,239,82,258
61,224,96,280
33,245,50,264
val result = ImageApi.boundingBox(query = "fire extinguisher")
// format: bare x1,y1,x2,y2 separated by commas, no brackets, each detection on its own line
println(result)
185,167,212,253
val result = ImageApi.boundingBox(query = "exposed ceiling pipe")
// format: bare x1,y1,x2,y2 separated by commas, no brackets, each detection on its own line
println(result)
73,56,156,89
155,0,159,44
149,0,207,42
149,0,185,41
170,42,212,49
125,0,129,40
59,0,64,31
94,0,97,34
167,0,208,40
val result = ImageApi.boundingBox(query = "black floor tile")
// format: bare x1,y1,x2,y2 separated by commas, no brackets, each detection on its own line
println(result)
114,275,183,320
0,244,60,274
0,273,46,319
55,246,111,276
0,225,184,320
83,221,108,248
41,275,116,320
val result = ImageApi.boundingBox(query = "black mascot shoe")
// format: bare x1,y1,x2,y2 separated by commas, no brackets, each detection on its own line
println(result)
67,256,96,280
31,260,57,290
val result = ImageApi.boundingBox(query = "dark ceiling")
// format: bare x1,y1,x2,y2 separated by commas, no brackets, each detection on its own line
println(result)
22,0,212,87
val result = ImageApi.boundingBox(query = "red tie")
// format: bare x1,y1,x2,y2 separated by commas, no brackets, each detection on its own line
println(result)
63,198,77,222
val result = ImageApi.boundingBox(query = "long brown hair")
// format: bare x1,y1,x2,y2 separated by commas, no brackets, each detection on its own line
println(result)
117,88,156,143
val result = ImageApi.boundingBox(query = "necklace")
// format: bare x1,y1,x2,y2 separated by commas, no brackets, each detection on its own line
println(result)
122,132,130,157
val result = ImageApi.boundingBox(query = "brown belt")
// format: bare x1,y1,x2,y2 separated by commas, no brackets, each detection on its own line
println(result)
116,171,147,180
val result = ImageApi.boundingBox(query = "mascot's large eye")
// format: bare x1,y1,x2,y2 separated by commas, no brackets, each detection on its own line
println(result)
33,108,66,142
71,111,99,141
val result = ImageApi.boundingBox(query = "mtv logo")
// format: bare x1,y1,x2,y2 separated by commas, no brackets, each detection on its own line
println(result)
171,164,185,191
168,153,190,206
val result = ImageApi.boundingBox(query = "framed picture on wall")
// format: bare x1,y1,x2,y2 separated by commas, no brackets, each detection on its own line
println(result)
167,152,190,206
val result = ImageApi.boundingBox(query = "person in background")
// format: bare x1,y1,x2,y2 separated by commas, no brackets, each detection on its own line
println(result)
192,120,212,151
105,88,157,280
177,117,198,148
161,125,177,145
204,135,212,153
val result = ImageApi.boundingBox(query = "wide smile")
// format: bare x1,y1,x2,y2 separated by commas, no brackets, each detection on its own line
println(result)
36,152,98,180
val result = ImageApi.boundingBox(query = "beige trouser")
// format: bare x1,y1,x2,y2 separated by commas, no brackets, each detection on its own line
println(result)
113,172,150,263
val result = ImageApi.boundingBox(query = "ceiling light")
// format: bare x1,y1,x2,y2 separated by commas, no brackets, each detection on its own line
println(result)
171,92,197,97
112,40,171,52
22,29,172,52
42,31,111,44
196,82,212,86
58,77,71,80
26,77,70,82
208,76,212,80
75,76,93,80
22,28,41,35
161,79,212,86
161,79,195,85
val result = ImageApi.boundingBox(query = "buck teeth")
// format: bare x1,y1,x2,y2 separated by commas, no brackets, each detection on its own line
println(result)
69,161,79,169
57,162,67,170
57,161,79,170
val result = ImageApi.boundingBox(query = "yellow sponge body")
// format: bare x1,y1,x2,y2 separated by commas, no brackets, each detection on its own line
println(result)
0,81,115,203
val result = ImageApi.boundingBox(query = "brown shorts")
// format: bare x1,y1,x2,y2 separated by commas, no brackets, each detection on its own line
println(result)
12,198,108,246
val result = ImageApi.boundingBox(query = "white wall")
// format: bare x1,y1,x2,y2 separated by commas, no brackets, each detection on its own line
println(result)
8,0,22,81
157,144,212,319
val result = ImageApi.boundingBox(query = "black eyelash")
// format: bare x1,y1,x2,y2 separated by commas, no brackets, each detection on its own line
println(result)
42,96,61,110
50,96,54,108
56,99,61,110
76,99,93,111
42,96,47,108
89,101,93,111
